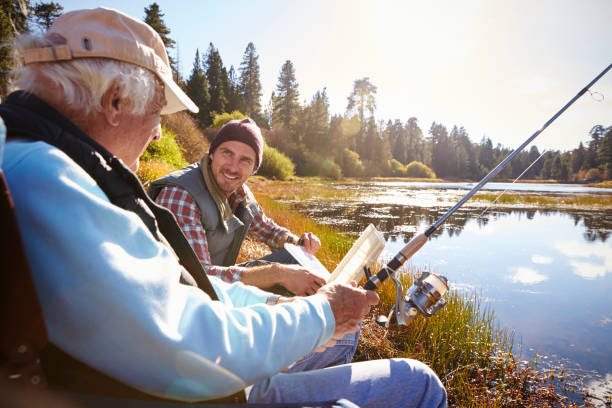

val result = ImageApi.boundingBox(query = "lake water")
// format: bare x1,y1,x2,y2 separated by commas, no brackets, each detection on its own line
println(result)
288,181,612,404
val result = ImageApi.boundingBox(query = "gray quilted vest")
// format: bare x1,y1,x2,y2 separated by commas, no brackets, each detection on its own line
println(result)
149,157,259,266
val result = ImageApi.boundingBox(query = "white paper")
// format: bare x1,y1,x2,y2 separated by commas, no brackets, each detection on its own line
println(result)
284,243,331,281
329,224,385,284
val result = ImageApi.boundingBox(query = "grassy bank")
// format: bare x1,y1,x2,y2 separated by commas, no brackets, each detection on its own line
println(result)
243,183,583,407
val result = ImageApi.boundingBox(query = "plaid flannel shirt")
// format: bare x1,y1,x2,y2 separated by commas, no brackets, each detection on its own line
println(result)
155,184,291,282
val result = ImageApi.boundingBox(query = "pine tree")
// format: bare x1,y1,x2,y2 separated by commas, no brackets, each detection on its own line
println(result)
226,65,242,113
450,126,471,178
478,137,495,171
405,117,423,163
272,60,300,129
238,42,263,123
143,3,178,81
598,126,612,172
204,43,228,116
346,77,377,126
429,122,452,177
185,49,210,127
583,124,605,170
389,119,406,164
526,145,543,179
551,154,568,181
328,115,346,159
220,65,231,110
455,126,478,179
303,89,329,154
30,1,62,30
0,0,29,99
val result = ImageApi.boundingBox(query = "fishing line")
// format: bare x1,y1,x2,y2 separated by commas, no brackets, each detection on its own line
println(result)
476,85,607,220
475,148,548,221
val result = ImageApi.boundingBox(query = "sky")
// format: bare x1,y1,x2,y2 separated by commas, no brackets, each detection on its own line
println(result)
58,0,612,152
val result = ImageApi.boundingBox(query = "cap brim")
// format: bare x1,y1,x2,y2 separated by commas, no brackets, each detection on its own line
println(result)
160,74,199,115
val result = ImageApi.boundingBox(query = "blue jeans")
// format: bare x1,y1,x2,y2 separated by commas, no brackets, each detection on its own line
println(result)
248,358,447,407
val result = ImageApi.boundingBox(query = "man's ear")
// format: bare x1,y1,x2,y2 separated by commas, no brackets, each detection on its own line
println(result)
101,80,124,127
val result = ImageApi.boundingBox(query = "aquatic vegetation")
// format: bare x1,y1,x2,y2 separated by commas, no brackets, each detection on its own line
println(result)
473,192,612,208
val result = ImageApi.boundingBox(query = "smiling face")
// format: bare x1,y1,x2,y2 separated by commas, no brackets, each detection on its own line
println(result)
209,140,257,196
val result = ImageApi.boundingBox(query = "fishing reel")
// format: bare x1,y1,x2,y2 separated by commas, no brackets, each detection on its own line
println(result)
365,267,449,327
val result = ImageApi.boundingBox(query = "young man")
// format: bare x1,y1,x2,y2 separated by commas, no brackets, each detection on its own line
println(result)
150,118,361,371
1,7,446,406
150,118,326,297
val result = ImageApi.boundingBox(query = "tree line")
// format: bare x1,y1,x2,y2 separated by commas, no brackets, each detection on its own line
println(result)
2,1,610,182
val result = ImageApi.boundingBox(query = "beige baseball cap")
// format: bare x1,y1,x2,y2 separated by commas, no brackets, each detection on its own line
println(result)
21,7,198,115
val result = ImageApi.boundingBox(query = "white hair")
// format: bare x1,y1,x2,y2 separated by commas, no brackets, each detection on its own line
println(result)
9,32,163,116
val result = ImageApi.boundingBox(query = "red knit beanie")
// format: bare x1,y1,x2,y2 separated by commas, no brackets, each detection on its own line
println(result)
209,118,263,170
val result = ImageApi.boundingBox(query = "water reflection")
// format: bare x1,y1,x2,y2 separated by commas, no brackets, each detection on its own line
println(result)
555,240,612,279
294,199,611,244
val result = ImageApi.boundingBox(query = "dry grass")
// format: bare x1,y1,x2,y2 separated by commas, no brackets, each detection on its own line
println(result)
136,159,175,188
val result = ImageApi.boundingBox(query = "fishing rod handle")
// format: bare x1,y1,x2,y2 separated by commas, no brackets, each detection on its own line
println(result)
363,233,428,290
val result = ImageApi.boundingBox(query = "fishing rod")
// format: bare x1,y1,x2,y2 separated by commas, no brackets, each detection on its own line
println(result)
363,62,612,326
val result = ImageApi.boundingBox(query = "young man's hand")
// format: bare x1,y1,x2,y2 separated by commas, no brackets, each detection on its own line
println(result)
300,232,321,254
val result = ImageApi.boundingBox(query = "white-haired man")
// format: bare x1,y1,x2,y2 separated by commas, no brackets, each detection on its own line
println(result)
0,7,447,407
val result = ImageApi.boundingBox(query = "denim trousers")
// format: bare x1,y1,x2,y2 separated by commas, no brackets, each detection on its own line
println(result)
248,358,447,407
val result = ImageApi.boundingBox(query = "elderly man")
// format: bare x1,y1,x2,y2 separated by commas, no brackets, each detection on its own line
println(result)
150,117,326,297
0,7,447,407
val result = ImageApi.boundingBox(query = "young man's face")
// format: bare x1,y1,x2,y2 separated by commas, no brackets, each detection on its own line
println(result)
209,140,257,196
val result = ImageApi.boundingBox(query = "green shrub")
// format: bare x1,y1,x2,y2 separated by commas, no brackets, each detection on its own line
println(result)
212,111,247,129
340,148,364,177
258,145,295,180
361,159,389,178
389,158,407,177
141,127,188,169
405,161,436,178
298,151,342,180
162,112,208,164
320,157,343,180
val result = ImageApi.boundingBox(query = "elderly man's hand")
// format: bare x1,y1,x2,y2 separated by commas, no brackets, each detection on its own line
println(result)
300,232,321,254
278,264,327,296
317,281,379,340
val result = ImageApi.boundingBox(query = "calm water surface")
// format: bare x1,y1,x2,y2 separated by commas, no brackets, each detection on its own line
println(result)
288,182,612,402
